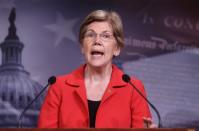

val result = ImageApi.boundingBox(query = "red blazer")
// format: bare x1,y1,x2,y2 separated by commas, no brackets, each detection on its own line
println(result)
38,64,151,128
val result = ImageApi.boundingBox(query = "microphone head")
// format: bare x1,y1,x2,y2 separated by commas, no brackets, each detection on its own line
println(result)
48,76,56,85
122,74,131,83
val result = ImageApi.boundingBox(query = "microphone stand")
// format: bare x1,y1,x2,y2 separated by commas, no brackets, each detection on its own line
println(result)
122,74,163,128
18,76,56,128
128,81,163,128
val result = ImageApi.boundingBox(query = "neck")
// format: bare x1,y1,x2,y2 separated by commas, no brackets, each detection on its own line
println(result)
84,64,112,82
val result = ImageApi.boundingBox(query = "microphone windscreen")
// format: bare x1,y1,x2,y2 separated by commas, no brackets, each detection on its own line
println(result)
122,74,131,83
48,76,56,85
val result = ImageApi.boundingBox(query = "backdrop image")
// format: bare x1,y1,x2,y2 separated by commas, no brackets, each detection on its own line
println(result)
0,0,198,129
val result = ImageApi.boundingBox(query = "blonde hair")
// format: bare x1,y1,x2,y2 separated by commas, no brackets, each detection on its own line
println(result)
79,10,124,48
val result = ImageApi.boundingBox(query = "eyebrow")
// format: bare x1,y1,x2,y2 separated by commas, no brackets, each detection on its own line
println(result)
86,29,112,34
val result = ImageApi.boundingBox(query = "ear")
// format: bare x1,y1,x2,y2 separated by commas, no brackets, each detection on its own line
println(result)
80,44,85,54
114,47,121,56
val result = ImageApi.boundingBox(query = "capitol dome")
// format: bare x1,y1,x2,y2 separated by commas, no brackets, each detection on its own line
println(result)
0,8,44,127
0,69,43,110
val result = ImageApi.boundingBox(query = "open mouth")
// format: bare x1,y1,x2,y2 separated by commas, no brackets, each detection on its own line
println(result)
91,51,104,56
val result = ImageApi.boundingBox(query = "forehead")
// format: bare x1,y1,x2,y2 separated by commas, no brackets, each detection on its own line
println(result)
86,21,113,33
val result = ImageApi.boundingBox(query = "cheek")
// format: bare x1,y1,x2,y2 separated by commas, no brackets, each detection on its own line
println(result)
108,44,119,54
81,43,90,55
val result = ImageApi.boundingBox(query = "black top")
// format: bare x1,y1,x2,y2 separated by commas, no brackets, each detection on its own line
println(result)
88,100,101,128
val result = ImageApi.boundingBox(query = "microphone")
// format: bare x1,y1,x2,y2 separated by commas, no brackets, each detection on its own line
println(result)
18,76,56,128
122,74,163,128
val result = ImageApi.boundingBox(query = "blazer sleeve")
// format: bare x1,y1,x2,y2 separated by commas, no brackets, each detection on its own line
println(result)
130,79,152,128
37,81,61,128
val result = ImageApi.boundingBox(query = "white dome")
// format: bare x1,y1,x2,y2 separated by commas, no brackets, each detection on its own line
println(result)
0,70,43,110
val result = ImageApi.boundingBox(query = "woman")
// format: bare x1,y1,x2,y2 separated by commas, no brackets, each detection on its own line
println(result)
38,10,153,128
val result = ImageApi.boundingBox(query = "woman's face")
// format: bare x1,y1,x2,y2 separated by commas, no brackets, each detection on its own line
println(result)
81,21,120,68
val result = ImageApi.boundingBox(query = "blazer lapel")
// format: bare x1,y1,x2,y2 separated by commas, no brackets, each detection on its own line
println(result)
65,65,89,114
74,84,89,113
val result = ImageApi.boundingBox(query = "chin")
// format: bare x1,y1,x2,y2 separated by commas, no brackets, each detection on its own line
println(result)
87,61,111,68
89,63,104,68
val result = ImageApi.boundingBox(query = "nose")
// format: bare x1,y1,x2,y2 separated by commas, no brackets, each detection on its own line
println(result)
93,35,102,45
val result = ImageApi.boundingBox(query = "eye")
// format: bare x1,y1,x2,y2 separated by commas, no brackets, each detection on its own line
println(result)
85,32,95,38
101,33,111,39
